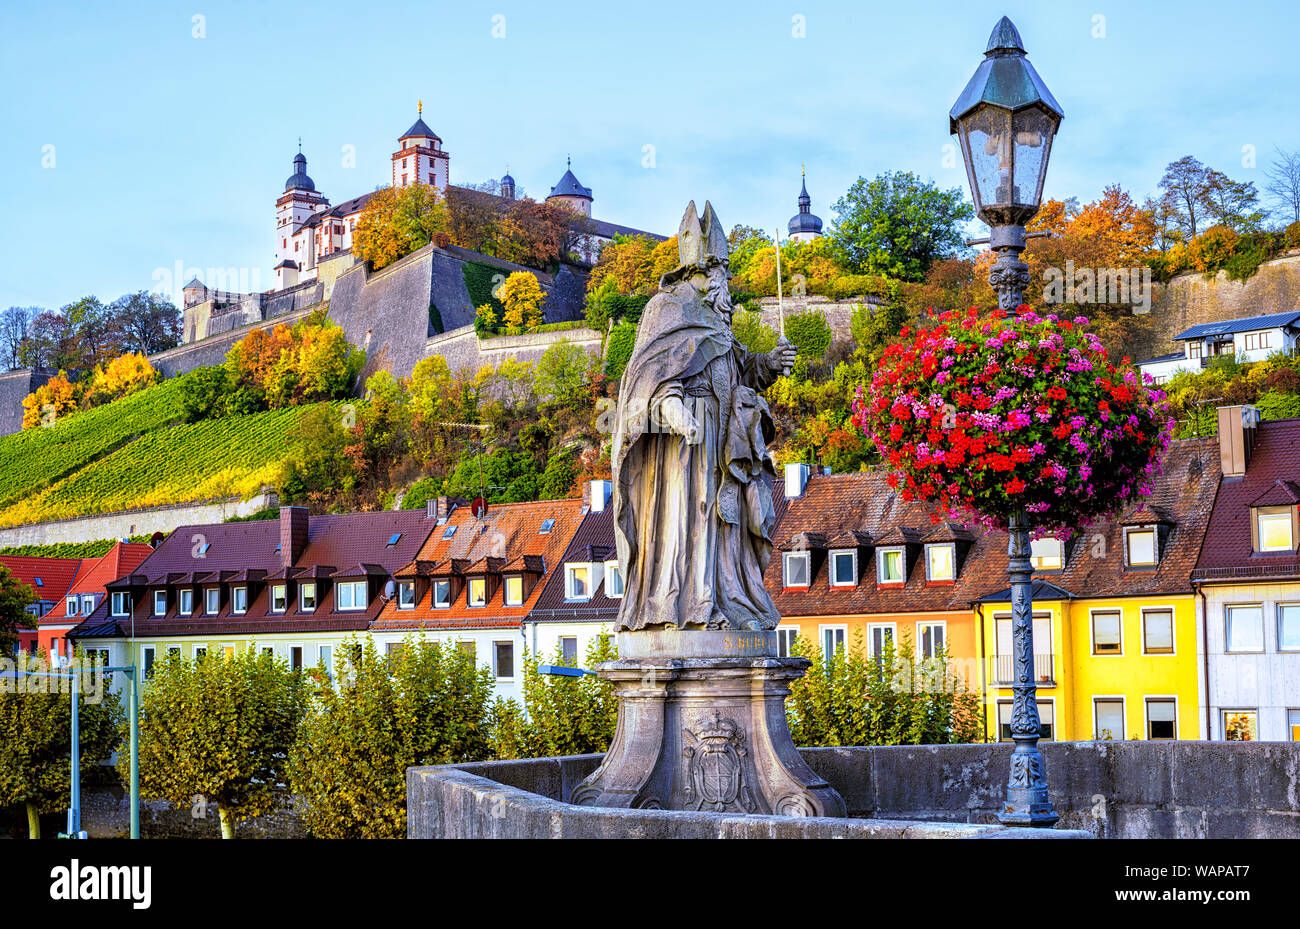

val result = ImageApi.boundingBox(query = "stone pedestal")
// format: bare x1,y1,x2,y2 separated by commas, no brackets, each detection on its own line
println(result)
570,631,846,817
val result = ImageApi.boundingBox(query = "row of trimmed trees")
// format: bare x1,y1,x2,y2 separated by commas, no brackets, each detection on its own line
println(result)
0,631,981,838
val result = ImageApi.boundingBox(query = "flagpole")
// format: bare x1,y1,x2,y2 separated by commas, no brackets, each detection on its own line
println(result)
774,228,786,341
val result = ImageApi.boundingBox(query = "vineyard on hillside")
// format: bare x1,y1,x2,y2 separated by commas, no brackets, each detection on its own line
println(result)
0,404,331,528
0,377,187,508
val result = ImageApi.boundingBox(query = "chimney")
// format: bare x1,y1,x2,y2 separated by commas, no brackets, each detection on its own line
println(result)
1218,405,1260,478
426,496,465,521
585,479,613,512
785,462,811,499
279,506,309,567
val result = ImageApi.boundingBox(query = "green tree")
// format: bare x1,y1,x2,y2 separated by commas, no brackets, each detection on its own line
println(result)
499,271,546,331
489,636,618,759
0,653,123,838
126,649,305,838
289,635,495,838
784,309,833,359
534,340,592,408
0,562,35,651
604,322,638,379
276,404,357,503
830,171,973,281
732,308,778,354
786,632,982,747
849,300,907,364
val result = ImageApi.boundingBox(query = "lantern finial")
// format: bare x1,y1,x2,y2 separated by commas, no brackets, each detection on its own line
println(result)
986,16,1025,55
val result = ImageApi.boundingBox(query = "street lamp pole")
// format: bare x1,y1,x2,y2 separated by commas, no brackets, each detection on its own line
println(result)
950,16,1064,827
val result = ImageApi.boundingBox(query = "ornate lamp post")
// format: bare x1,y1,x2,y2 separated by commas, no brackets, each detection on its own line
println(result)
951,16,1063,827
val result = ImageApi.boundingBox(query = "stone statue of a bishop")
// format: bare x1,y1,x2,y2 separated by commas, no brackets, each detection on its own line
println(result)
611,201,796,632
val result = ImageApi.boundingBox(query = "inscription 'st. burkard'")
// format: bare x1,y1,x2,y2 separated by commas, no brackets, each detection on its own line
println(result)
610,201,796,633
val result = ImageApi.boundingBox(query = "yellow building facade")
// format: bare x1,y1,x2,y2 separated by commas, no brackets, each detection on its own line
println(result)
977,592,1203,743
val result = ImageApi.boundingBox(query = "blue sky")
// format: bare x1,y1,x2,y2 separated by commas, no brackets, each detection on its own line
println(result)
1,0,1296,309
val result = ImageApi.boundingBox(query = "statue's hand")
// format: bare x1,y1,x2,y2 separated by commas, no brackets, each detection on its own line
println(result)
771,337,797,376
660,397,700,444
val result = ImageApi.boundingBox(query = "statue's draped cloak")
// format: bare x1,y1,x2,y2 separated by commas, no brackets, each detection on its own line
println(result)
612,286,780,631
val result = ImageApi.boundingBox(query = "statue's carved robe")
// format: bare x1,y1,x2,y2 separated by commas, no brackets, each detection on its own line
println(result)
612,287,782,631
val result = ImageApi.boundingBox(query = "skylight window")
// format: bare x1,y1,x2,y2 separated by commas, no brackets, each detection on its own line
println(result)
540,519,556,535
387,533,402,546
442,525,457,540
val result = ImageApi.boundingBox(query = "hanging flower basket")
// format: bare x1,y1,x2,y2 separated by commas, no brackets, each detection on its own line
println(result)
853,307,1172,533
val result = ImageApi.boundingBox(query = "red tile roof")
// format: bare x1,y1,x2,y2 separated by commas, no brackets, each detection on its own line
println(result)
372,497,586,632
0,556,81,605
42,542,153,624
1195,419,1300,580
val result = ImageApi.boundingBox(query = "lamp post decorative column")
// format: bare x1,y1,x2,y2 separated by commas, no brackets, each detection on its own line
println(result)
949,15,1065,828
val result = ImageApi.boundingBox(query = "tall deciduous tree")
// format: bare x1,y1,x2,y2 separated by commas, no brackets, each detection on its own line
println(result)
1265,148,1300,226
126,649,306,838
111,291,182,355
1159,156,1216,240
0,306,35,370
353,184,449,270
829,171,973,282
0,652,123,838
498,271,546,330
289,636,495,839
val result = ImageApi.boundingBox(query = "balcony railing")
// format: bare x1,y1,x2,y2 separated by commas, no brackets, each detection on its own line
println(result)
993,653,1055,685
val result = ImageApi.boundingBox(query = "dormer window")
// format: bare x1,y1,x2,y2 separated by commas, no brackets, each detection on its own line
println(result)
467,578,487,608
504,576,524,606
1124,526,1158,567
432,580,451,609
1254,506,1295,553
783,551,811,588
397,581,416,610
336,580,367,611
205,588,220,615
271,585,287,613
877,547,906,584
81,595,93,614
1030,536,1064,571
605,562,624,598
925,544,955,583
66,596,78,616
299,583,316,612
566,565,590,601
111,592,131,617
153,590,167,616
829,550,857,587
179,589,193,615
232,587,248,615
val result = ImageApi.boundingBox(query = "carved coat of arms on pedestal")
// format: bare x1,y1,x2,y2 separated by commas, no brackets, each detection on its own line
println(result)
682,713,756,813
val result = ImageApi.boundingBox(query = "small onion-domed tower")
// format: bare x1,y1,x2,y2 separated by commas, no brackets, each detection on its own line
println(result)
787,167,824,243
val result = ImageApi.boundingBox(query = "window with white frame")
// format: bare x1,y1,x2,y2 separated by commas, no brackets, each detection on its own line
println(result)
1030,536,1063,571
232,587,248,614
821,626,846,664
179,589,193,615
1142,609,1174,654
776,627,799,658
204,588,219,615
566,565,590,601
1280,604,1300,652
605,562,624,598
432,580,451,609
1255,506,1294,553
867,624,895,659
925,544,955,582
1124,527,1157,567
1224,710,1257,741
467,578,486,608
783,551,811,587
397,581,416,610
1091,610,1122,655
111,592,131,617
458,641,477,663
299,582,316,612
66,596,78,616
560,637,579,665
141,646,156,679
271,584,287,613
504,576,523,606
829,550,856,587
81,594,93,614
918,622,945,660
494,641,515,679
194,645,208,661
1094,698,1125,740
1288,709,1300,742
1146,698,1176,740
318,645,333,678
337,581,367,611
1225,605,1264,653
289,646,304,670
877,547,906,584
